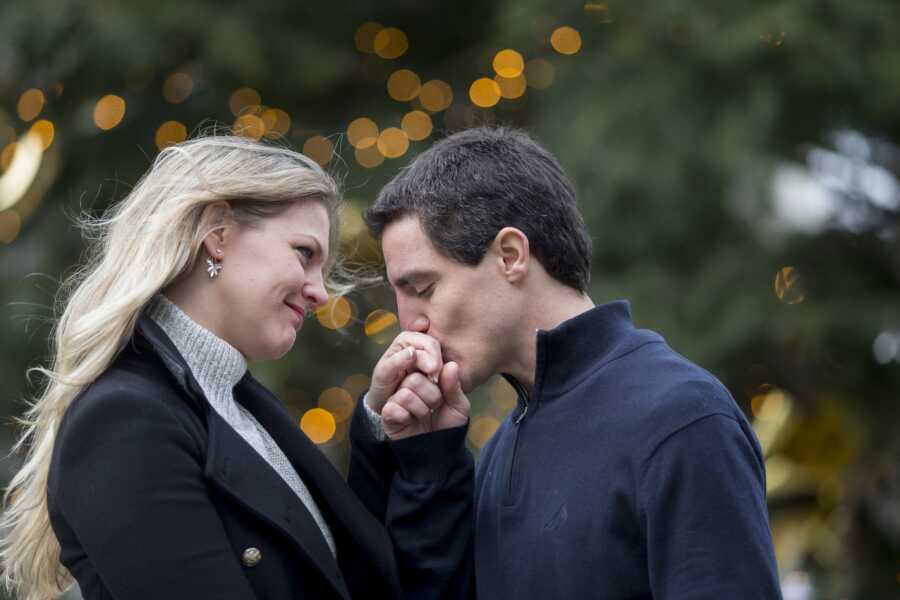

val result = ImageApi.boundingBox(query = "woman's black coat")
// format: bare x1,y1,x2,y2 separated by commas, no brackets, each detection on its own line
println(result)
47,315,403,600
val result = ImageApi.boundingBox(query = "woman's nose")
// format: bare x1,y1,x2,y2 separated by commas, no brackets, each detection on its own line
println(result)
304,272,329,309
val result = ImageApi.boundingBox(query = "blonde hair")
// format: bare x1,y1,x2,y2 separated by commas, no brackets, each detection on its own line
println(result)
1,135,344,599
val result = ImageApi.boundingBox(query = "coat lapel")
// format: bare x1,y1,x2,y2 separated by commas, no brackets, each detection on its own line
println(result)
236,376,401,596
203,406,350,599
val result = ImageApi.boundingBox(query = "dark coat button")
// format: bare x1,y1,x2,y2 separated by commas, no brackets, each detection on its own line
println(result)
241,547,262,567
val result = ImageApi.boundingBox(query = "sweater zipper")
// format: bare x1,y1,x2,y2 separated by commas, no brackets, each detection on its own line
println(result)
511,379,530,425
505,378,531,504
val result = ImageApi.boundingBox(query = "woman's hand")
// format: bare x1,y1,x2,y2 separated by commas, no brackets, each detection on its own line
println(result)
367,331,444,415
381,361,469,440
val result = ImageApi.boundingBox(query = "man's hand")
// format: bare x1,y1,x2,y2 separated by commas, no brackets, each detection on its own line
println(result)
382,361,470,440
368,332,444,415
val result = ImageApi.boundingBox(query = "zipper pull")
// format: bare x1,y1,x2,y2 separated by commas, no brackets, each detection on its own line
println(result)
514,399,529,425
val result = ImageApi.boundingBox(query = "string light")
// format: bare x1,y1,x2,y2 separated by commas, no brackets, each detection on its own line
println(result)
93,95,126,130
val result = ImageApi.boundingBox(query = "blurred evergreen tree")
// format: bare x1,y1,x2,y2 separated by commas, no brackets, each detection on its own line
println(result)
2,0,899,597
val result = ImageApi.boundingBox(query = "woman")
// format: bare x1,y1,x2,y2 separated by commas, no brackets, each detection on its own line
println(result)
0,136,404,599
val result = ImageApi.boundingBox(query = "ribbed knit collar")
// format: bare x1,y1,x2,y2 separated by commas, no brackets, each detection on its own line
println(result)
146,294,247,404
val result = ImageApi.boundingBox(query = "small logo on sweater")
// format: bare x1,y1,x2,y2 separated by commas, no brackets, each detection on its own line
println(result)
544,503,568,531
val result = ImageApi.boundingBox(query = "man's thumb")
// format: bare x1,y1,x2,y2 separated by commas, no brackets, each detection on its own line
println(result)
439,361,469,415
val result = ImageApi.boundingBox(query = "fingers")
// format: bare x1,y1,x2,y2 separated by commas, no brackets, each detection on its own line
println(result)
381,401,414,437
439,361,470,419
414,350,440,384
368,346,418,413
383,363,470,439
386,332,443,378
381,387,433,440
399,371,442,410
390,387,433,420
370,332,444,412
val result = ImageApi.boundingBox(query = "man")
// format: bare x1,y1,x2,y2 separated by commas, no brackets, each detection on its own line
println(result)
347,127,782,599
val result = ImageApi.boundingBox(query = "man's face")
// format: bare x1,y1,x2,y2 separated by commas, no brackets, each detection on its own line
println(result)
381,216,517,392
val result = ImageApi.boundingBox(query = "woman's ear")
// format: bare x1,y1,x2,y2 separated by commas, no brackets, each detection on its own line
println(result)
199,201,235,258
493,227,530,283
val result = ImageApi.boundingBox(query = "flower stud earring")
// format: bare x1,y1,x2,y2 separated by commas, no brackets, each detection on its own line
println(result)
206,256,222,278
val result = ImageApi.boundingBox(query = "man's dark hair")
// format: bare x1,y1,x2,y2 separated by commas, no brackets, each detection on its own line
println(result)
364,127,593,293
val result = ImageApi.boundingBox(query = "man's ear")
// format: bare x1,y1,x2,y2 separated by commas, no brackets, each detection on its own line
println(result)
493,227,529,283
199,201,235,258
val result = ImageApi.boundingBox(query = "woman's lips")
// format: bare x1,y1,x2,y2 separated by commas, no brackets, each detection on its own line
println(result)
285,301,306,323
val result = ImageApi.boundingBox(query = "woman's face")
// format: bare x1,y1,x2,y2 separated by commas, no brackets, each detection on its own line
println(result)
214,200,331,361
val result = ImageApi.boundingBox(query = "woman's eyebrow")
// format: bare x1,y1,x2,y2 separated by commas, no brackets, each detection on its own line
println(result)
295,233,326,259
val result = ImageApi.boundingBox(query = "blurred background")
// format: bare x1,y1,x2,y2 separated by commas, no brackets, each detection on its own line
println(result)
2,1,899,598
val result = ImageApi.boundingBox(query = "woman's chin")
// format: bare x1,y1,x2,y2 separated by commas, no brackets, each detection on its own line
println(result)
252,329,297,362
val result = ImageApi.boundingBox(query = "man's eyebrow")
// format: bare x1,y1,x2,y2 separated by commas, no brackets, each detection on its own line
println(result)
392,269,437,289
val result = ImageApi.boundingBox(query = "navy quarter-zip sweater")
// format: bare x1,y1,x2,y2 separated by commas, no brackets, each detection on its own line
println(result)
349,301,782,599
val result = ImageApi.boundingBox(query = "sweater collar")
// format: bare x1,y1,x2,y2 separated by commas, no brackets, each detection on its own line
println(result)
506,300,662,410
145,294,247,402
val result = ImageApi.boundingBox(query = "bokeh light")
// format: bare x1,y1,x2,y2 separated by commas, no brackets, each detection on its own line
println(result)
752,388,791,422
0,210,22,244
584,2,613,22
0,143,15,172
163,72,193,104
494,74,527,99
489,376,518,413
300,408,336,444
401,110,433,141
469,78,502,108
419,79,454,112
338,202,366,242
0,133,42,212
260,108,291,138
374,27,409,59
469,415,501,449
302,135,334,166
28,120,54,151
233,114,265,140
155,120,188,150
872,330,900,364
760,32,787,48
364,309,400,344
493,49,525,78
343,373,372,399
316,296,353,329
387,69,421,102
347,117,379,149
377,127,409,158
775,266,806,304
318,387,355,423
355,143,384,168
524,59,555,89
17,89,45,122
551,26,583,55
229,87,261,117
354,22,383,54
93,95,126,130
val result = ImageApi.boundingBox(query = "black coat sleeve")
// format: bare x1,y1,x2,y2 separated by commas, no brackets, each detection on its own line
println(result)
347,396,399,522
348,399,476,600
50,388,259,600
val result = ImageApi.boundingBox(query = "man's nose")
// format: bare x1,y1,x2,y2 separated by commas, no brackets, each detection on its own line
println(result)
398,299,429,332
